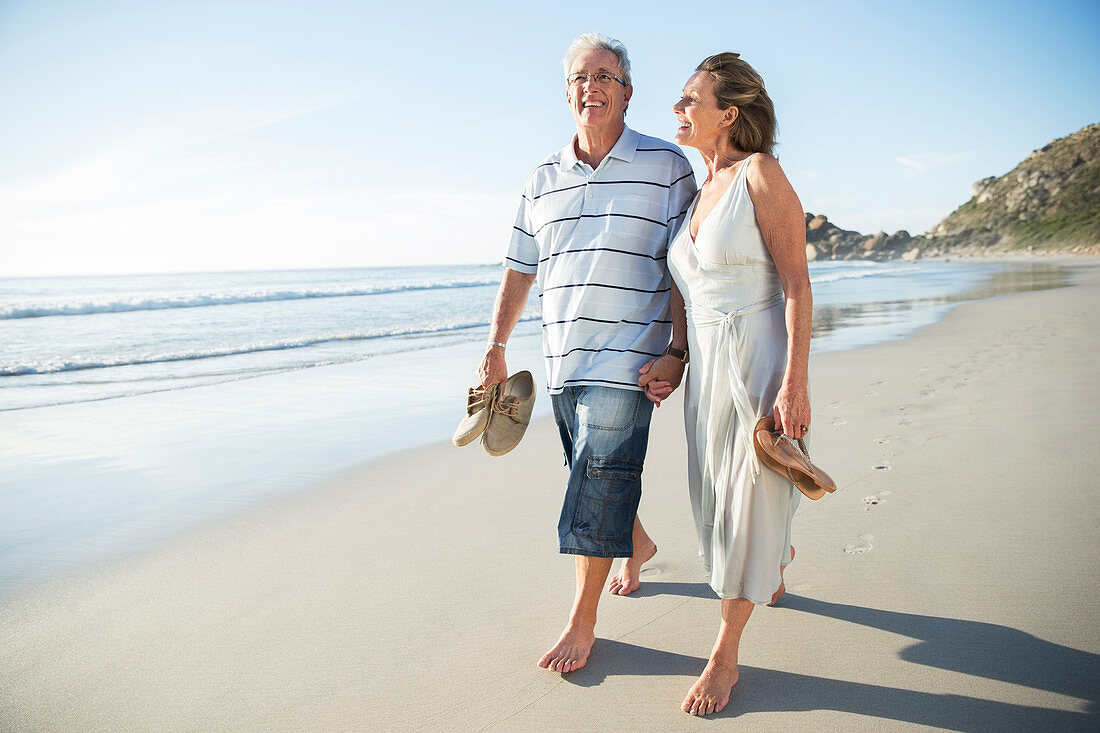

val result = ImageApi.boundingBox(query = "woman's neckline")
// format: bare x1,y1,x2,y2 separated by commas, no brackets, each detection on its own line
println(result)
689,153,756,245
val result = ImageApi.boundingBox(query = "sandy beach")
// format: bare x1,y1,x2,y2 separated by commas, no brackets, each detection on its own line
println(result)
2,260,1098,732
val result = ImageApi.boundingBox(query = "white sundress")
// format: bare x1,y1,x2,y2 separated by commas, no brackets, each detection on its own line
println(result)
667,154,800,603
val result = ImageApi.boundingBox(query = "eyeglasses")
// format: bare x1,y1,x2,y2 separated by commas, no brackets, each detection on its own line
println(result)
567,71,627,88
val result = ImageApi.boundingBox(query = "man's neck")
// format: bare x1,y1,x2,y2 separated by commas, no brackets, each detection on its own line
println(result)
574,122,626,169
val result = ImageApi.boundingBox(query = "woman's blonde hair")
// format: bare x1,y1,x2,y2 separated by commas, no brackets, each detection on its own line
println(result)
696,53,775,154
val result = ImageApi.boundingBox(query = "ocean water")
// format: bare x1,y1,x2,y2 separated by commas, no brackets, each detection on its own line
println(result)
0,259,1067,596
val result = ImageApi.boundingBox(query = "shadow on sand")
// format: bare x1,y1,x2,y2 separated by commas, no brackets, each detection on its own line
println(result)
563,586,1098,730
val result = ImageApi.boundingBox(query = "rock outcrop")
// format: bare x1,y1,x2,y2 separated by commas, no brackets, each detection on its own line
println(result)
804,122,1100,260
914,122,1100,255
803,213,912,262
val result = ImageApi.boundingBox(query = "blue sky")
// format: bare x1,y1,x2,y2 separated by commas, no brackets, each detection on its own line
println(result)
1,0,1097,276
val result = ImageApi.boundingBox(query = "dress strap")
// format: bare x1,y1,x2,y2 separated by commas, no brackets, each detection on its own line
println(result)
687,290,784,488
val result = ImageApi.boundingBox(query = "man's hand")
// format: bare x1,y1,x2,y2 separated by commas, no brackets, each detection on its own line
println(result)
477,345,508,389
638,355,686,407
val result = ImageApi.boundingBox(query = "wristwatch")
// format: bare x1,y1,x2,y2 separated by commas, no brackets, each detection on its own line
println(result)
664,345,689,363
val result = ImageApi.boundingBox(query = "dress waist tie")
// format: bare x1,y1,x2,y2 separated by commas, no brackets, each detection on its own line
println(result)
687,291,784,491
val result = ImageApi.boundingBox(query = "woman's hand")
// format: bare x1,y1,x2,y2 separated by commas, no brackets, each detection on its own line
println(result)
638,355,685,407
772,382,810,440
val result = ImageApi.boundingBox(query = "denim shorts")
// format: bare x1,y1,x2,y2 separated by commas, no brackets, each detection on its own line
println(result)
551,385,654,558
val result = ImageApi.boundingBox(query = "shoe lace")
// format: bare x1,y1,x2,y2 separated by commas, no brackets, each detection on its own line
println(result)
466,386,493,414
493,396,521,419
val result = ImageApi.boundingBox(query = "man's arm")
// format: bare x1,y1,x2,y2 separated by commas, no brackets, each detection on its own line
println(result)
637,282,687,405
638,152,697,405
477,268,536,388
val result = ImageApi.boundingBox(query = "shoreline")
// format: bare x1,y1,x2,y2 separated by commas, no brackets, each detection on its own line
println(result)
2,261,1098,729
0,258,1075,600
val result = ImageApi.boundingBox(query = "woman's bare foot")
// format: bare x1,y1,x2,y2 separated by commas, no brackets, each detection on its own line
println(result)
681,660,739,715
607,541,657,595
537,624,595,673
768,545,795,606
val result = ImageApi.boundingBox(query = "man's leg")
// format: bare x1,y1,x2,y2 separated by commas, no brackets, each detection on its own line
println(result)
543,386,652,671
537,554,613,672
607,517,658,596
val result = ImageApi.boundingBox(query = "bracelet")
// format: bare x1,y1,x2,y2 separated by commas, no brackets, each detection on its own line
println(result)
488,341,507,349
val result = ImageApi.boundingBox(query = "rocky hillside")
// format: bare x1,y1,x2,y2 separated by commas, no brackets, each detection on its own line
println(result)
806,122,1100,260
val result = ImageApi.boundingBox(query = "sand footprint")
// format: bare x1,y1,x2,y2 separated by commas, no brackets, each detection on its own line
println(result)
864,390,880,398
832,416,849,428
843,534,874,554
919,388,936,399
863,489,893,510
873,435,899,445
825,401,841,409
899,418,915,426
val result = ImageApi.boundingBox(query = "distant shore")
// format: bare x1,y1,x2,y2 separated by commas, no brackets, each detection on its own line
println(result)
2,260,1097,730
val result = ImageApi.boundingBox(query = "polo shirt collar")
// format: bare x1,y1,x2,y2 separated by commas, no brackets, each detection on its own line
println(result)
560,125,640,170
608,125,639,163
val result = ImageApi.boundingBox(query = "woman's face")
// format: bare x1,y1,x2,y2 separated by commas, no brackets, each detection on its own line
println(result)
673,71,735,151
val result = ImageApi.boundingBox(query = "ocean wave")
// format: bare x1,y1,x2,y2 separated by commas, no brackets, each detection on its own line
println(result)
0,316,541,377
0,278,500,320
810,265,916,285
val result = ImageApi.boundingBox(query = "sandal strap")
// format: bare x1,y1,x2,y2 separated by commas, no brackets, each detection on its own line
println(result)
772,433,817,477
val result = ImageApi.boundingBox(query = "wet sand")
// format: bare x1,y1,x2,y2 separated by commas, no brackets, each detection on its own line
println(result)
2,261,1098,731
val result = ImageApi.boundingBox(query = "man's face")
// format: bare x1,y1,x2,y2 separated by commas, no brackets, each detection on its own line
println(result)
565,49,632,133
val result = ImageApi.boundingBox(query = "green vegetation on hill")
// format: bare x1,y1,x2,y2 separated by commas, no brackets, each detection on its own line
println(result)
920,122,1100,253
804,122,1100,260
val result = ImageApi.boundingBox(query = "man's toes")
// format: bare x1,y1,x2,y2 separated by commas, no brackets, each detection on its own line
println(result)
537,653,552,668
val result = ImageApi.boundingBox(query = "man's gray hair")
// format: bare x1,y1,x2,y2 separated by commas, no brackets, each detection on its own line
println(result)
562,32,632,86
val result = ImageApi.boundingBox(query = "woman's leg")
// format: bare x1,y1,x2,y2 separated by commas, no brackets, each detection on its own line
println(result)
682,597,754,715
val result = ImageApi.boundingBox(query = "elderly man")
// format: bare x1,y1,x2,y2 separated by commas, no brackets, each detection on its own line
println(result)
478,32,696,673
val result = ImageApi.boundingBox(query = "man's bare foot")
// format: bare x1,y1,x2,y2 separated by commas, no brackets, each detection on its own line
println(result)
682,660,739,715
768,546,795,606
537,624,595,673
608,541,657,595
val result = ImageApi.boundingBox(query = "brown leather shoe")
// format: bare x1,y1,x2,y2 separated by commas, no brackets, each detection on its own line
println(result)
452,382,498,447
482,371,535,456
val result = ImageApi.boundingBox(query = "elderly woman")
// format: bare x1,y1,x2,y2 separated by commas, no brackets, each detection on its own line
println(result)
649,52,812,715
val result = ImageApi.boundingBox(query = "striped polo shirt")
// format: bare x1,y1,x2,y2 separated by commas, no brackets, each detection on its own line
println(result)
505,126,697,394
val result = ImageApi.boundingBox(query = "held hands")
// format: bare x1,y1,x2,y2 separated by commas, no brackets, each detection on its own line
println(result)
772,382,810,440
478,345,508,389
638,355,686,407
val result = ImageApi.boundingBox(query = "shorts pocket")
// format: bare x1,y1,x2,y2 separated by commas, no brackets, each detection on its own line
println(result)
577,388,640,431
571,456,643,542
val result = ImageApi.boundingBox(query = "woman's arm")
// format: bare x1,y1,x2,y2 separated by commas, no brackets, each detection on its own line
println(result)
746,154,812,439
